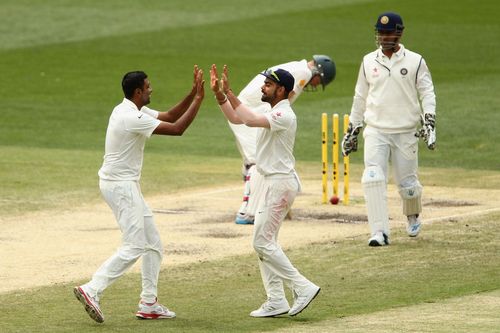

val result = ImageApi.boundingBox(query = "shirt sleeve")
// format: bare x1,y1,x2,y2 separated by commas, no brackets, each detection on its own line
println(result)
349,60,368,126
416,58,436,115
289,67,312,104
124,112,161,138
141,106,159,119
265,109,294,132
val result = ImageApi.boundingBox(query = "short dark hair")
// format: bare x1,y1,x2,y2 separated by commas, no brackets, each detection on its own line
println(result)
122,71,147,98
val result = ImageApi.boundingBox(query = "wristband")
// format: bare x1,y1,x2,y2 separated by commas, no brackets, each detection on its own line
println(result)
215,95,227,105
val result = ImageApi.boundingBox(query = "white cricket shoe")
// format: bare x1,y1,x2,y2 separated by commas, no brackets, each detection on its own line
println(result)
136,299,176,319
250,298,290,317
73,286,104,323
407,215,422,237
288,283,321,316
368,231,390,246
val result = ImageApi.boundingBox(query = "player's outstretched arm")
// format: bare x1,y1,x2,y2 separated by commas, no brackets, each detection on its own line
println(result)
211,64,243,124
153,69,204,136
158,65,200,123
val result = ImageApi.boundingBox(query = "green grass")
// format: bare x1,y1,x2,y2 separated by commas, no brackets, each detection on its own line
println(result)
1,213,499,333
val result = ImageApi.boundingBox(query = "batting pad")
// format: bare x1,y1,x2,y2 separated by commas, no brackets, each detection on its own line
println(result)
399,183,423,216
237,168,253,216
362,166,390,236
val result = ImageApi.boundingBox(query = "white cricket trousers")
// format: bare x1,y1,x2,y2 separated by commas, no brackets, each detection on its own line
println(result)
363,126,420,186
362,127,422,234
84,180,163,303
252,174,311,302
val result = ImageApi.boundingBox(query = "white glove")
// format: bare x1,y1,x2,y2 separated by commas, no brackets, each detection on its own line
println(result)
341,123,363,156
416,113,436,150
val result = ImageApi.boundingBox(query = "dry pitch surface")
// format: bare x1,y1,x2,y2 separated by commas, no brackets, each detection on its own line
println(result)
1,178,498,294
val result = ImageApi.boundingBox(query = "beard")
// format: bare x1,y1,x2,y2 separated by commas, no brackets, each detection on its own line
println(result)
261,90,276,104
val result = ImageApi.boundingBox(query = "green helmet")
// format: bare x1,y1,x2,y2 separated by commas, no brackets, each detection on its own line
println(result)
313,55,336,89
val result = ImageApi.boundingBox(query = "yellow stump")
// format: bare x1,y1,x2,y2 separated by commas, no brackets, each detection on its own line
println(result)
332,114,339,198
343,115,350,205
321,113,328,204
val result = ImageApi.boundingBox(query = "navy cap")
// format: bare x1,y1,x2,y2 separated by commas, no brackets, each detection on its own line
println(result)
260,68,295,93
375,12,404,33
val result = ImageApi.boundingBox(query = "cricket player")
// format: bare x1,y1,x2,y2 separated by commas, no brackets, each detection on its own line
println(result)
342,12,436,246
74,67,205,323
210,64,320,317
231,55,336,225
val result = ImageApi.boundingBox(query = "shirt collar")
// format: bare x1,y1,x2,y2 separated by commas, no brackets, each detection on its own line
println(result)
377,43,406,60
122,98,140,111
273,98,291,109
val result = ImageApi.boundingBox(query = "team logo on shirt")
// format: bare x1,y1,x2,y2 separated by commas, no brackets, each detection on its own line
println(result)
372,67,380,77
400,68,408,76
271,111,282,120
299,79,306,87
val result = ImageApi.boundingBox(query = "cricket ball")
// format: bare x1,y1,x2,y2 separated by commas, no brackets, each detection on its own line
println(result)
330,196,339,205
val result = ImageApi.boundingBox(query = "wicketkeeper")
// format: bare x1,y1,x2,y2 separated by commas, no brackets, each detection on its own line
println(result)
342,12,436,246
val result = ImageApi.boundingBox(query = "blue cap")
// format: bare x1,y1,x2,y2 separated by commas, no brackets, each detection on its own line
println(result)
260,68,295,93
375,12,404,33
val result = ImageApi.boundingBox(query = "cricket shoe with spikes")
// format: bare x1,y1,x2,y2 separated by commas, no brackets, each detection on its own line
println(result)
407,215,422,237
368,231,390,246
289,283,321,316
136,299,176,319
73,286,104,323
235,213,255,225
250,298,290,317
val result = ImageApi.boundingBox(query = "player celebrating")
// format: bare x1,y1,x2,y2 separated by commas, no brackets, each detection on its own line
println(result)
342,12,436,246
230,55,336,225
74,67,204,323
211,64,320,317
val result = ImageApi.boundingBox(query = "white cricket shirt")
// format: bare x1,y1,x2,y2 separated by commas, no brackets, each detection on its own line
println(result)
350,44,436,133
255,99,297,176
98,98,161,181
230,60,312,164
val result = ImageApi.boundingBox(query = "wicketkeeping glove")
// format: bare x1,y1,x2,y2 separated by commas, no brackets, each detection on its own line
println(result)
416,113,436,150
341,123,363,156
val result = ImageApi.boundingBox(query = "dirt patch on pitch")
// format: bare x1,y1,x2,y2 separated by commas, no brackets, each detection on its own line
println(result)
295,210,368,223
0,180,498,294
424,199,479,207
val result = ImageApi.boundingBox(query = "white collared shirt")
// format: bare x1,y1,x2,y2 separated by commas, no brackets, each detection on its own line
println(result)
98,98,161,181
350,44,436,133
255,99,297,176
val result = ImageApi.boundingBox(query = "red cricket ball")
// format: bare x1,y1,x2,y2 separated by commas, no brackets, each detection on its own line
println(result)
330,196,339,205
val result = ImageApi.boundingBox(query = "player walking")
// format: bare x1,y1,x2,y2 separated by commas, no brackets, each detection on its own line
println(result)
211,64,320,317
342,12,436,246
74,67,205,322
230,56,336,225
